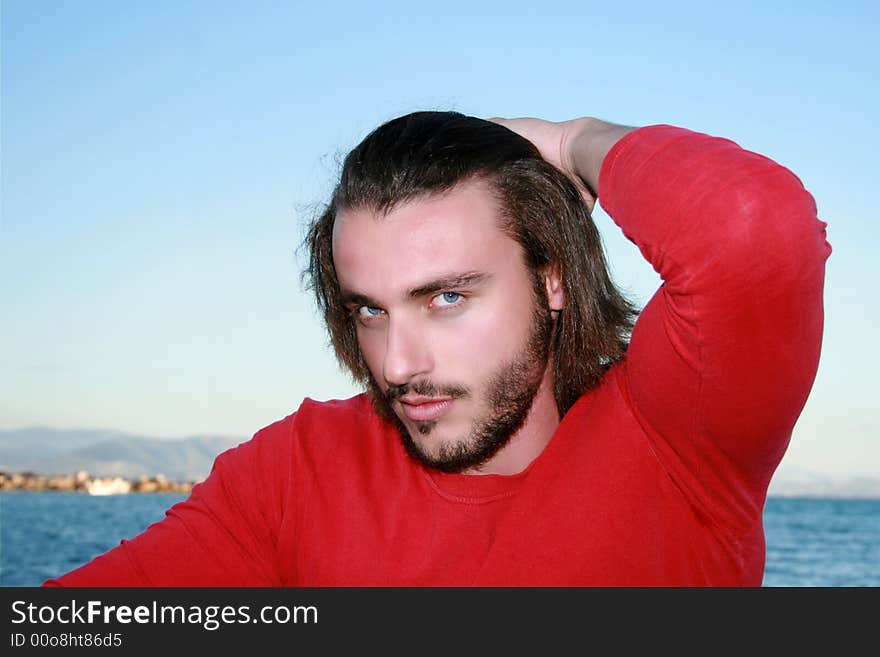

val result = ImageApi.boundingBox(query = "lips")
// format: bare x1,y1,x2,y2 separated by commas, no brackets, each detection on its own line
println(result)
399,397,453,422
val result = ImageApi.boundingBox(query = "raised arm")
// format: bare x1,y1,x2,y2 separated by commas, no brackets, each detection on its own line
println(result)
494,116,831,526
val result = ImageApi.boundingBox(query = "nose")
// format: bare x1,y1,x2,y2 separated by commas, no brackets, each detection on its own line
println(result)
382,317,433,387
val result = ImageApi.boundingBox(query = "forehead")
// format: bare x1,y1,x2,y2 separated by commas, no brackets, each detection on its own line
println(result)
332,180,526,297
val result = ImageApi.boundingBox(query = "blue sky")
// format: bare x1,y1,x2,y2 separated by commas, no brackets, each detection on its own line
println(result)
2,0,877,479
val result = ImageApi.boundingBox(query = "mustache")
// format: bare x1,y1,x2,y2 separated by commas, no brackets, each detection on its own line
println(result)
384,379,470,403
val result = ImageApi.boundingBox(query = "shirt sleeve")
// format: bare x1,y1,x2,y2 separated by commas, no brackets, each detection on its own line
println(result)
598,125,831,529
42,415,296,587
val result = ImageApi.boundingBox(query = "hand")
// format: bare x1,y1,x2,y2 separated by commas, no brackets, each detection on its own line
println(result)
489,116,597,211
489,116,637,213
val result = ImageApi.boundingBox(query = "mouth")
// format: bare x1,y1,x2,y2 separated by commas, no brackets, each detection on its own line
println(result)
398,397,454,422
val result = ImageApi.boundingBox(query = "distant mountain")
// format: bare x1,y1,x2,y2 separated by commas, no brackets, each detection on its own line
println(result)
0,427,243,482
0,427,143,464
768,466,880,499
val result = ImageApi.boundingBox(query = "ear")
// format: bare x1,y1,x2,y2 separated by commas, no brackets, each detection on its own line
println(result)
543,264,565,311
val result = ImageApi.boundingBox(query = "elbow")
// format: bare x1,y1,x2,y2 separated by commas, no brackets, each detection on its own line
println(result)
700,164,832,284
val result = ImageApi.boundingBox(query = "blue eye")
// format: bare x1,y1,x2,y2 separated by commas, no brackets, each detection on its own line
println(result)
357,306,384,318
435,292,462,307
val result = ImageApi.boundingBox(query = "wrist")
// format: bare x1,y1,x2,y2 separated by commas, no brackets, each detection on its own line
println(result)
566,118,637,195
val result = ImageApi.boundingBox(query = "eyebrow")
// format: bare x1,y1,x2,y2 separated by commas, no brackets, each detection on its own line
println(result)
340,271,491,308
406,271,490,299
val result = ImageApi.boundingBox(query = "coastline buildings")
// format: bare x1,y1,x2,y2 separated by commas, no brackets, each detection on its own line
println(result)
0,470,195,494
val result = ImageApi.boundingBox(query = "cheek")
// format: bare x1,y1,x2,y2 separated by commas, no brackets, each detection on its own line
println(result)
436,305,533,373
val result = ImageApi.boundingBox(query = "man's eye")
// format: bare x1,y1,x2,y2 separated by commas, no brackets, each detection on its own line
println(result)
357,306,384,318
433,292,462,307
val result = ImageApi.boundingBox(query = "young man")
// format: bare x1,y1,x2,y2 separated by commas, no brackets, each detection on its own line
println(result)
46,112,830,586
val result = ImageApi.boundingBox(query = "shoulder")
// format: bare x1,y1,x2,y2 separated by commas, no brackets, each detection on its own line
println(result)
292,393,380,432
251,393,388,461
243,392,377,444
210,393,376,463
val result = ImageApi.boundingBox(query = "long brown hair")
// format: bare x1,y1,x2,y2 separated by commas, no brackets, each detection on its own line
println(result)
304,111,638,416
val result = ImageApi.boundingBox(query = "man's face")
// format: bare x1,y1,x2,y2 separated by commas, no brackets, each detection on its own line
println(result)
331,180,562,474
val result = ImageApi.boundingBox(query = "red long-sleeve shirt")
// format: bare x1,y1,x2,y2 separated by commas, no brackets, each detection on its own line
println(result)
45,125,831,586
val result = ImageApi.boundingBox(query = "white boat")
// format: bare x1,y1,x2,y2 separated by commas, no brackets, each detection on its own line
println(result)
86,477,132,495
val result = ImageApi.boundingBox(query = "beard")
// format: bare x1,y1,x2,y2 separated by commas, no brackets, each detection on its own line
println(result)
367,283,555,474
